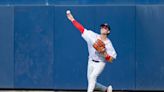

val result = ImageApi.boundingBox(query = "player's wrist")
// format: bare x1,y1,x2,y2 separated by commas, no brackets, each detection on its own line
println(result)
71,18,75,22
105,54,113,63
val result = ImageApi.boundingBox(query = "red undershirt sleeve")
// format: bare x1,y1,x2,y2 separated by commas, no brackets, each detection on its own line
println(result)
72,20,84,34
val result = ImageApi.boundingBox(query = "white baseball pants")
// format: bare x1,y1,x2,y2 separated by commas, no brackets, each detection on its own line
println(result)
87,58,107,92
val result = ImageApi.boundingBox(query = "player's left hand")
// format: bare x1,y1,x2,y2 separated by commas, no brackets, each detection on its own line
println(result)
93,39,106,54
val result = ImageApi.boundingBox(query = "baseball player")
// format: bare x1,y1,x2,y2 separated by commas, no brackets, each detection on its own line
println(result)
66,10,117,92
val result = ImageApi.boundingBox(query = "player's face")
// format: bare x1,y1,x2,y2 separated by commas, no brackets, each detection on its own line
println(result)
100,27,110,35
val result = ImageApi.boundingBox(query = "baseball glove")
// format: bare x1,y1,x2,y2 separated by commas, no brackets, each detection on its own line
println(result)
93,39,106,53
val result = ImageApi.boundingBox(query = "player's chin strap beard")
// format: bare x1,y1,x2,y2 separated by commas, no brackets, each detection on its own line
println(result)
101,33,109,36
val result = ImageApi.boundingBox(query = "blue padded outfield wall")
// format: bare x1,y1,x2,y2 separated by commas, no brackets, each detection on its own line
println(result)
0,7,14,88
0,0,164,91
1,0,164,5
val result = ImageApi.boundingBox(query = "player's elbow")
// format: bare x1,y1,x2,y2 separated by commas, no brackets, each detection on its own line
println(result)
113,53,117,59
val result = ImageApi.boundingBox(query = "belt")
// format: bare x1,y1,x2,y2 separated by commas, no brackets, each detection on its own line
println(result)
92,59,100,63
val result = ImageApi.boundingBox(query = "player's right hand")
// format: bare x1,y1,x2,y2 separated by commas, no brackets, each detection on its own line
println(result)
66,10,75,22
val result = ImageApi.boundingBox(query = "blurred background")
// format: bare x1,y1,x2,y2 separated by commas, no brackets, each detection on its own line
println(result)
0,0,164,91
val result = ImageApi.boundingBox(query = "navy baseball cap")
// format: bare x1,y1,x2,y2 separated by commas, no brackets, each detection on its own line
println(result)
100,23,110,30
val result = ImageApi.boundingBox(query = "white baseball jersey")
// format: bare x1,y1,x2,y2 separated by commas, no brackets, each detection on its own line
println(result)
82,29,117,62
